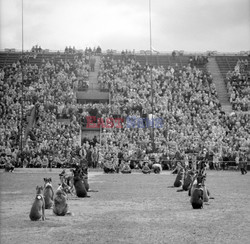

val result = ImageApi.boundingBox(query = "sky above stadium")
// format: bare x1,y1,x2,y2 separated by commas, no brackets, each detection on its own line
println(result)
0,0,249,53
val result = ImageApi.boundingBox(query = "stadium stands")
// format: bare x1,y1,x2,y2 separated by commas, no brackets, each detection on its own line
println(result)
0,49,249,170
216,56,250,111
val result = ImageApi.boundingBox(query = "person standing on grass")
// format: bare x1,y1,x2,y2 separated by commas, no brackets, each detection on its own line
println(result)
239,154,247,175
235,152,240,170
91,147,98,168
242,154,248,174
213,151,219,170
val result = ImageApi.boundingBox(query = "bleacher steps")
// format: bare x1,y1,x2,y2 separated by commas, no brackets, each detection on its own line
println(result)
206,57,232,113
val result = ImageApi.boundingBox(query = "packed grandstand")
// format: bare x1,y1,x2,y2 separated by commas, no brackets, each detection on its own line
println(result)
0,47,249,171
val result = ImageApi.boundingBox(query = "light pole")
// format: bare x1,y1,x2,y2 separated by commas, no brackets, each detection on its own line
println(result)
149,0,155,153
20,0,24,158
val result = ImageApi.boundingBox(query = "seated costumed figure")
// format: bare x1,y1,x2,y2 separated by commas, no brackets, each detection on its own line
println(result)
121,162,132,174
142,162,151,174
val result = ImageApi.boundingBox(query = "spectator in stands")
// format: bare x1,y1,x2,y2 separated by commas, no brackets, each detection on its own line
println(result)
96,46,102,54
172,51,176,58
243,59,248,71
90,55,96,72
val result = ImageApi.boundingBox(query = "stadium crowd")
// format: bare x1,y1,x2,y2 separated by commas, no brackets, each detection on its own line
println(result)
226,59,250,111
1,50,87,169
0,50,249,172
97,56,250,170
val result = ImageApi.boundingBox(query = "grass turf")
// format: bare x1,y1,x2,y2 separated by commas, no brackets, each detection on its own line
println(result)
0,168,250,244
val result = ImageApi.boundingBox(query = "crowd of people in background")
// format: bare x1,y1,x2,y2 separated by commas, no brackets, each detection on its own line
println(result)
0,48,88,169
31,45,43,53
226,59,250,111
189,55,209,66
64,46,102,56
0,48,249,173
97,55,249,171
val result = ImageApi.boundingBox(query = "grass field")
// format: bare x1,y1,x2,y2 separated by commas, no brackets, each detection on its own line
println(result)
0,168,250,244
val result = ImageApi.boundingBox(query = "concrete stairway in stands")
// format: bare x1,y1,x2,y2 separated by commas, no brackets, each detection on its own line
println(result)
88,56,101,90
207,57,232,114
23,105,37,145
76,56,109,102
